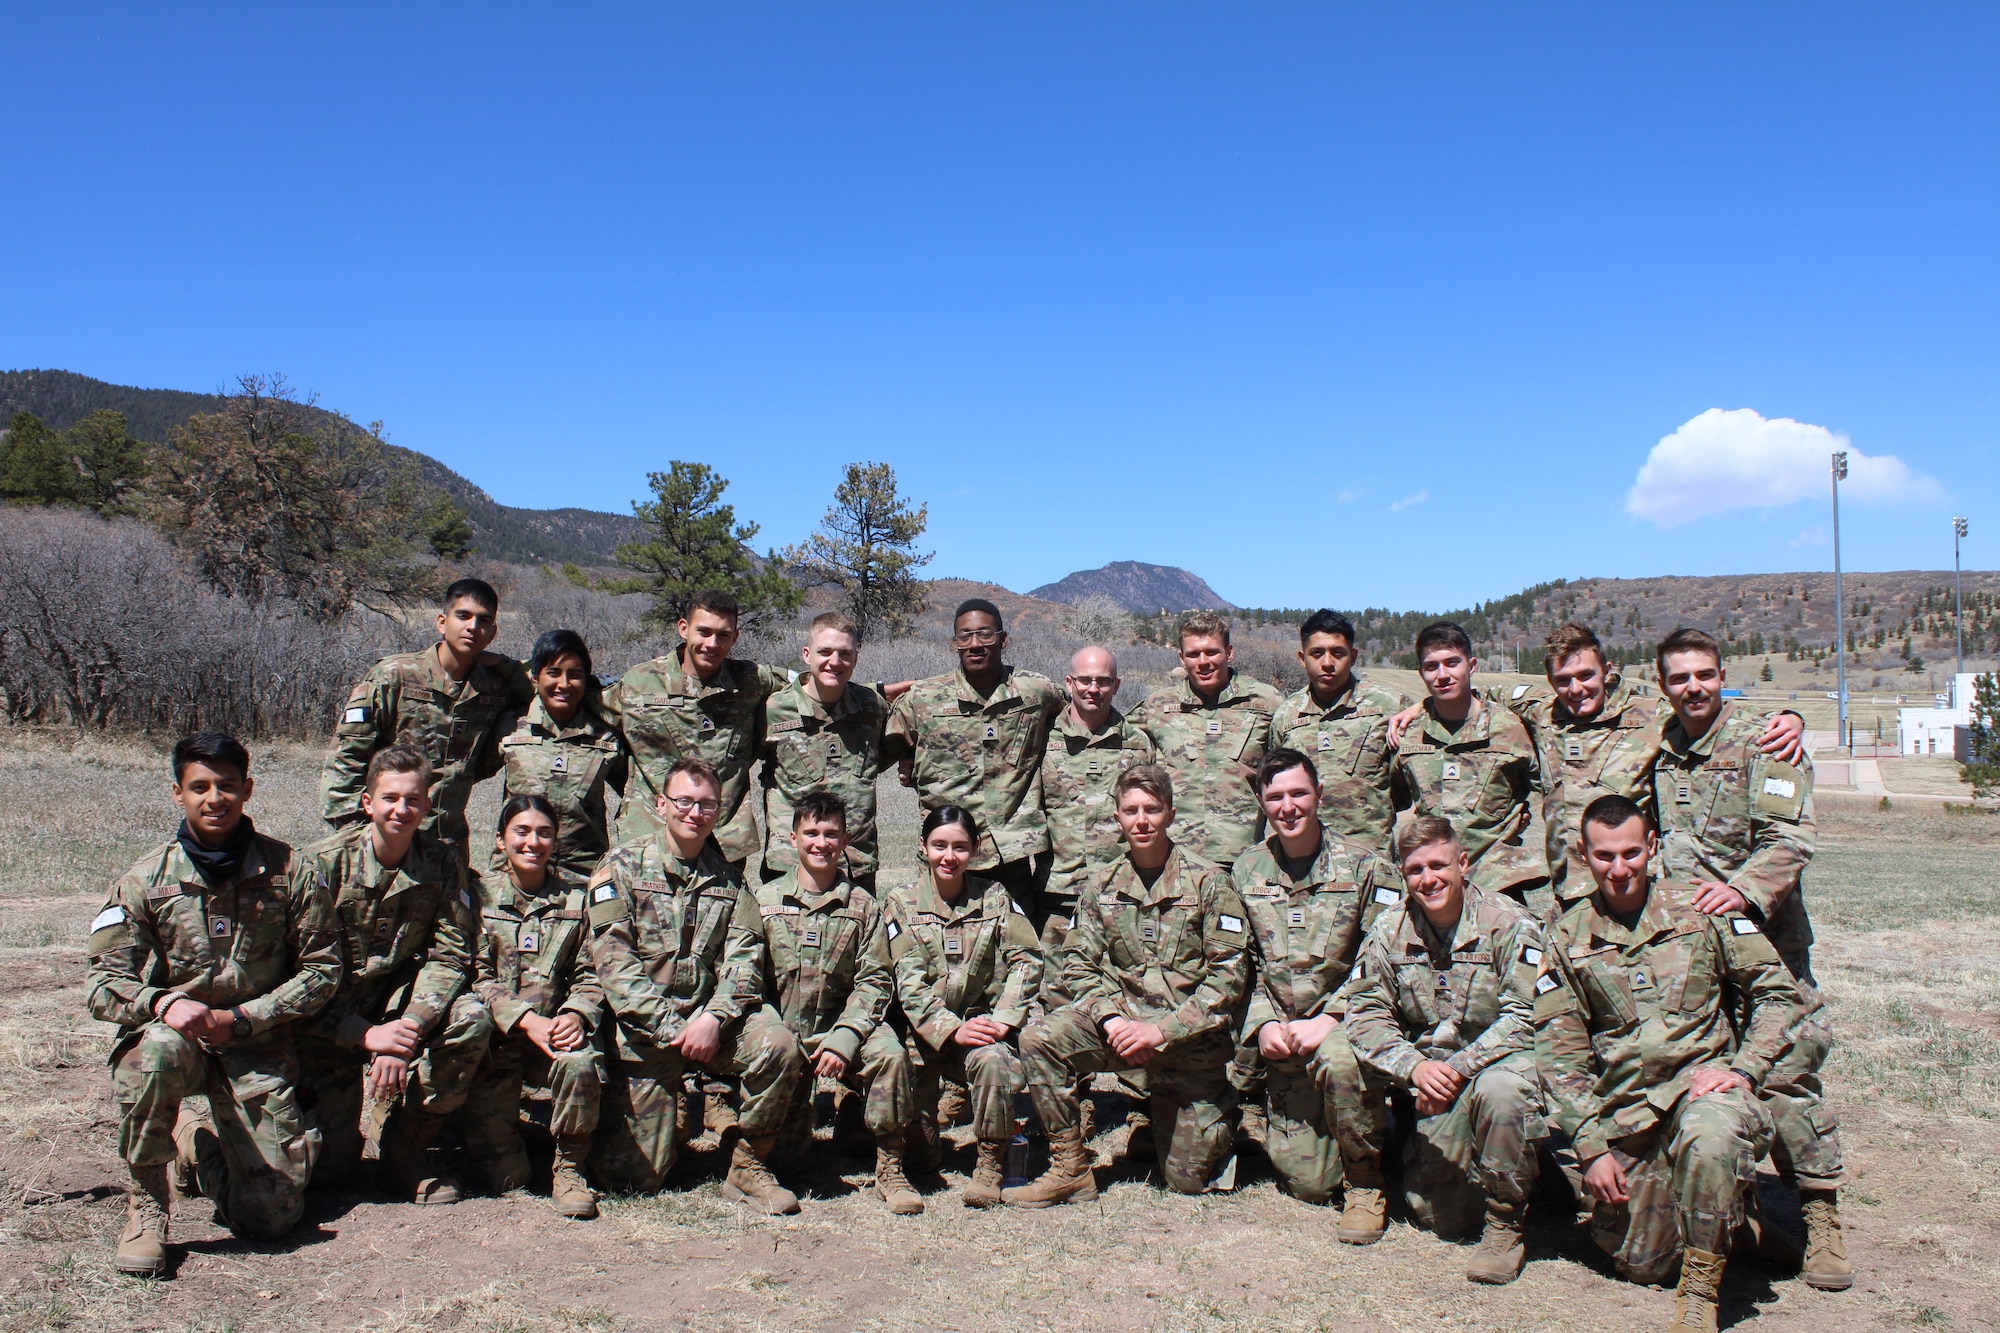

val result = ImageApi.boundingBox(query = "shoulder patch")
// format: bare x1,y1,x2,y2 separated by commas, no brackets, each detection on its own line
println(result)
1730,917,1761,935
1761,776,1797,799
1522,945,1543,967
91,905,126,934
591,883,619,904
1010,899,1027,916
1217,913,1244,934
885,919,901,941
1372,886,1401,905
459,889,474,910
1534,973,1560,994
1511,684,1531,699
343,705,372,725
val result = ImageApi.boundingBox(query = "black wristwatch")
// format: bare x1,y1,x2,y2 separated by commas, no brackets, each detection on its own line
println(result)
229,1008,252,1040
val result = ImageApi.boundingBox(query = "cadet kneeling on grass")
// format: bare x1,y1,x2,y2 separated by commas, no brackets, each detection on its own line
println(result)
1537,794,1802,1333
1006,765,1250,1206
89,732,340,1277
294,746,493,1204
583,758,806,1212
1339,815,1547,1283
755,792,917,1214
462,794,605,1219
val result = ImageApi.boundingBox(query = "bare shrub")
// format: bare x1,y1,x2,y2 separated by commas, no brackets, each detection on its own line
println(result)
0,507,419,736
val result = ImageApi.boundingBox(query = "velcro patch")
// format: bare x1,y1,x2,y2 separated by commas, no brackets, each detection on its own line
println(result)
1372,886,1400,905
1523,946,1543,966
1010,899,1027,916
591,884,619,904
91,905,126,933
1511,684,1531,699
1730,917,1761,936
1218,914,1244,934
1761,776,1797,799
1535,973,1559,994
460,890,474,910
886,919,901,941
343,706,371,725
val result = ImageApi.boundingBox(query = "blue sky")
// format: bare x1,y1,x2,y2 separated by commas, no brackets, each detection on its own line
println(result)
5,5,1995,609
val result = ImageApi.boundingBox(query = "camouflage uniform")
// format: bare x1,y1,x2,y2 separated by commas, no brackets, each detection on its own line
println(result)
1128,669,1284,870
757,678,891,884
1653,701,1840,1191
602,650,789,864
484,697,629,878
1536,881,1801,1284
462,865,606,1172
292,824,494,1184
1037,704,1154,954
883,666,1065,892
881,871,1043,1142
582,833,804,1192
1341,887,1546,1235
1391,698,1548,898
87,830,338,1237
1501,679,1666,906
322,647,532,844
755,872,907,1157
1229,833,1403,1203
1270,676,1412,854
1022,847,1250,1193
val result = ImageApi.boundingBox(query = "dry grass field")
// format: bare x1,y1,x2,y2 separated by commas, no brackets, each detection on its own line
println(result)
0,728,1995,1333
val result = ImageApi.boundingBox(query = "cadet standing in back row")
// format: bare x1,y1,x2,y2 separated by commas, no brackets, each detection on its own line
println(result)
1037,644,1154,954
1270,610,1411,854
1127,611,1283,870
483,629,629,878
322,578,532,846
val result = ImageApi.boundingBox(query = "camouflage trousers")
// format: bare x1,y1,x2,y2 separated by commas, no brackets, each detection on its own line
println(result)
462,1027,605,1178
1759,1003,1843,1189
1402,1051,1543,1236
1235,1025,1386,1206
1590,1085,1775,1286
1022,1008,1236,1194
109,1023,317,1240
591,1005,804,1194
774,1024,915,1163
297,991,495,1187
905,1027,1024,1144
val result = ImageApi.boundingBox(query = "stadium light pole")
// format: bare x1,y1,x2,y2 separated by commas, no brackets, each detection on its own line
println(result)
1954,517,1968,678
1831,451,1849,749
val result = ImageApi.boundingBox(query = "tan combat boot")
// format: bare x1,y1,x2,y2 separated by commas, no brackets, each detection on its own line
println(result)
723,1134,801,1215
1666,1247,1727,1332
1466,1198,1527,1284
873,1135,924,1215
962,1139,1007,1209
116,1164,172,1277
1800,1189,1854,1291
380,1108,462,1205
1000,1126,1097,1209
1336,1155,1388,1245
550,1135,599,1220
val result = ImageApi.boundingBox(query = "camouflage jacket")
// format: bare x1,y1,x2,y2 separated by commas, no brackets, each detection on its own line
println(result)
1652,701,1817,974
1535,880,1801,1161
582,833,764,1062
1061,846,1251,1047
484,697,629,878
1391,696,1548,895
1270,676,1412,853
1232,832,1403,1036
1127,669,1284,868
602,650,789,862
470,865,605,1038
882,871,1042,1050
1340,886,1542,1087
755,872,893,1063
321,646,532,841
757,678,891,880
883,666,1065,870
87,831,338,1041
295,824,478,1050
1039,705,1155,909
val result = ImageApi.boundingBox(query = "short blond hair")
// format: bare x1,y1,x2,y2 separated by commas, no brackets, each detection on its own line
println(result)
1177,610,1231,647
808,610,858,643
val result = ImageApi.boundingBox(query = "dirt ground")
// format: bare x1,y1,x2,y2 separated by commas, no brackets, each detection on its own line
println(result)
1,731,1996,1333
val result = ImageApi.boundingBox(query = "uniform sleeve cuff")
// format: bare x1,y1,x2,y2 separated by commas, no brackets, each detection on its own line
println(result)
335,1012,373,1049
821,1027,863,1064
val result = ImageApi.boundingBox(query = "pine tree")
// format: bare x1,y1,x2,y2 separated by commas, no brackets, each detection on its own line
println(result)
614,461,801,632
781,461,932,642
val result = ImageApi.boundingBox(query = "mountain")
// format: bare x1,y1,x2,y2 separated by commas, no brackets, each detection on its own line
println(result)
0,369,646,567
1029,561,1236,613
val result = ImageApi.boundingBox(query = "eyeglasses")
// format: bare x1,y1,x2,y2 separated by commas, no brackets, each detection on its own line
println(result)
952,629,1001,646
1068,676,1117,688
665,796,720,816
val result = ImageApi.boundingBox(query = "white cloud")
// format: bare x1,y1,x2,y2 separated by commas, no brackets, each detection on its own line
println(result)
1625,408,1938,530
1389,489,1429,512
1337,487,1364,504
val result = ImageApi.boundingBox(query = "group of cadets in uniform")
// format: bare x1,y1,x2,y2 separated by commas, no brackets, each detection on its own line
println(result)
87,576,1856,1331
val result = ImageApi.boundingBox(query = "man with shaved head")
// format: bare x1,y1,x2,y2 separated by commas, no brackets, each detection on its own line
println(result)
1038,645,1154,950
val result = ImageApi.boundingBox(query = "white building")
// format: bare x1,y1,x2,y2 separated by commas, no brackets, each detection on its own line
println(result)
1896,672,1988,758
